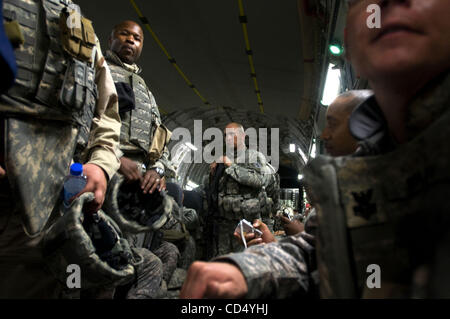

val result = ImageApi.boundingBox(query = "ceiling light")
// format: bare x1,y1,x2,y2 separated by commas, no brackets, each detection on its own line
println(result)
289,144,296,153
321,63,341,106
329,44,343,56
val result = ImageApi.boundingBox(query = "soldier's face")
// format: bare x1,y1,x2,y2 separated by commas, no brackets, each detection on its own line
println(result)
345,0,450,84
320,97,357,157
110,22,144,64
225,127,245,150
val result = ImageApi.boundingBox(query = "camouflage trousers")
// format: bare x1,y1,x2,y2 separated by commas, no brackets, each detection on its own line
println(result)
0,179,63,298
152,240,180,283
125,247,164,299
209,219,244,259
176,236,196,270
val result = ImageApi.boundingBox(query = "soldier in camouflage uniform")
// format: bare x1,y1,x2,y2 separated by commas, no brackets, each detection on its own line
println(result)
104,21,177,298
0,0,122,298
229,92,366,247
205,122,272,259
181,0,450,298
161,192,200,270
260,167,280,233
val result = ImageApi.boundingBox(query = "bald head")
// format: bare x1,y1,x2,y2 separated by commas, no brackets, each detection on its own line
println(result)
320,90,373,156
224,122,246,150
109,20,144,64
332,90,373,114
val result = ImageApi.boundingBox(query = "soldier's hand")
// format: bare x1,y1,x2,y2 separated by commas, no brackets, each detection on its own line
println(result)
180,261,248,299
280,216,304,236
233,219,276,247
141,169,164,194
119,157,142,183
221,156,232,167
78,163,108,213
0,165,6,179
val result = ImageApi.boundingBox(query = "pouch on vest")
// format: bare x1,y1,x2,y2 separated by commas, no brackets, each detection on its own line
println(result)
241,198,260,221
60,58,97,112
148,124,171,164
3,20,24,49
59,6,96,64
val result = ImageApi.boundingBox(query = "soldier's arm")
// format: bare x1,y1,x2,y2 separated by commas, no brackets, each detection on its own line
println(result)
84,38,121,180
214,211,317,298
224,152,268,188
146,96,176,178
152,145,176,178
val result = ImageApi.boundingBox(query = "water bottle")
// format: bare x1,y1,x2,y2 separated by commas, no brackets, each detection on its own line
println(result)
63,163,87,210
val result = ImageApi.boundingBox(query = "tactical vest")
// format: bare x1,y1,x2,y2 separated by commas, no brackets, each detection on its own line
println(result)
1,0,99,236
2,0,98,147
218,151,265,222
304,107,450,298
107,60,159,154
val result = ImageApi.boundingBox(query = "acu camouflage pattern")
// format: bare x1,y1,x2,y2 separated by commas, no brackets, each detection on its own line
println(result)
261,167,281,232
105,50,174,176
304,73,450,298
124,247,165,299
1,0,99,236
208,148,272,257
42,193,138,290
218,148,272,222
160,201,198,269
216,210,318,299
2,0,97,144
105,50,159,155
4,117,78,236
152,240,180,284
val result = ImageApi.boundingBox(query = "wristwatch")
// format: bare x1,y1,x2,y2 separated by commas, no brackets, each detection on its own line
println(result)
150,166,165,178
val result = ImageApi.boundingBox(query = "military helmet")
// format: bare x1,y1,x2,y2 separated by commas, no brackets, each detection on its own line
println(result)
103,174,173,234
42,193,141,290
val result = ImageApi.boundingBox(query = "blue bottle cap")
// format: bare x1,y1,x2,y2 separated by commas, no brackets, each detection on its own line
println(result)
70,163,83,176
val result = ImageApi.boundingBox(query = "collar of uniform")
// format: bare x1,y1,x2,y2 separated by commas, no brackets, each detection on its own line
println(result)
349,70,450,155
349,94,385,141
349,94,396,155
105,50,142,74
406,70,450,141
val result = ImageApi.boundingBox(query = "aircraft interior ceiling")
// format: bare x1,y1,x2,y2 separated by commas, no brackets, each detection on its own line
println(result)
77,0,347,186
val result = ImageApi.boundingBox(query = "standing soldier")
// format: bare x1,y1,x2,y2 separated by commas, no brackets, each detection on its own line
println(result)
181,0,450,299
205,122,272,258
0,0,121,298
103,20,178,297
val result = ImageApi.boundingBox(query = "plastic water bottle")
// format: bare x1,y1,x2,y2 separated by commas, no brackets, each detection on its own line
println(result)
63,163,87,210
